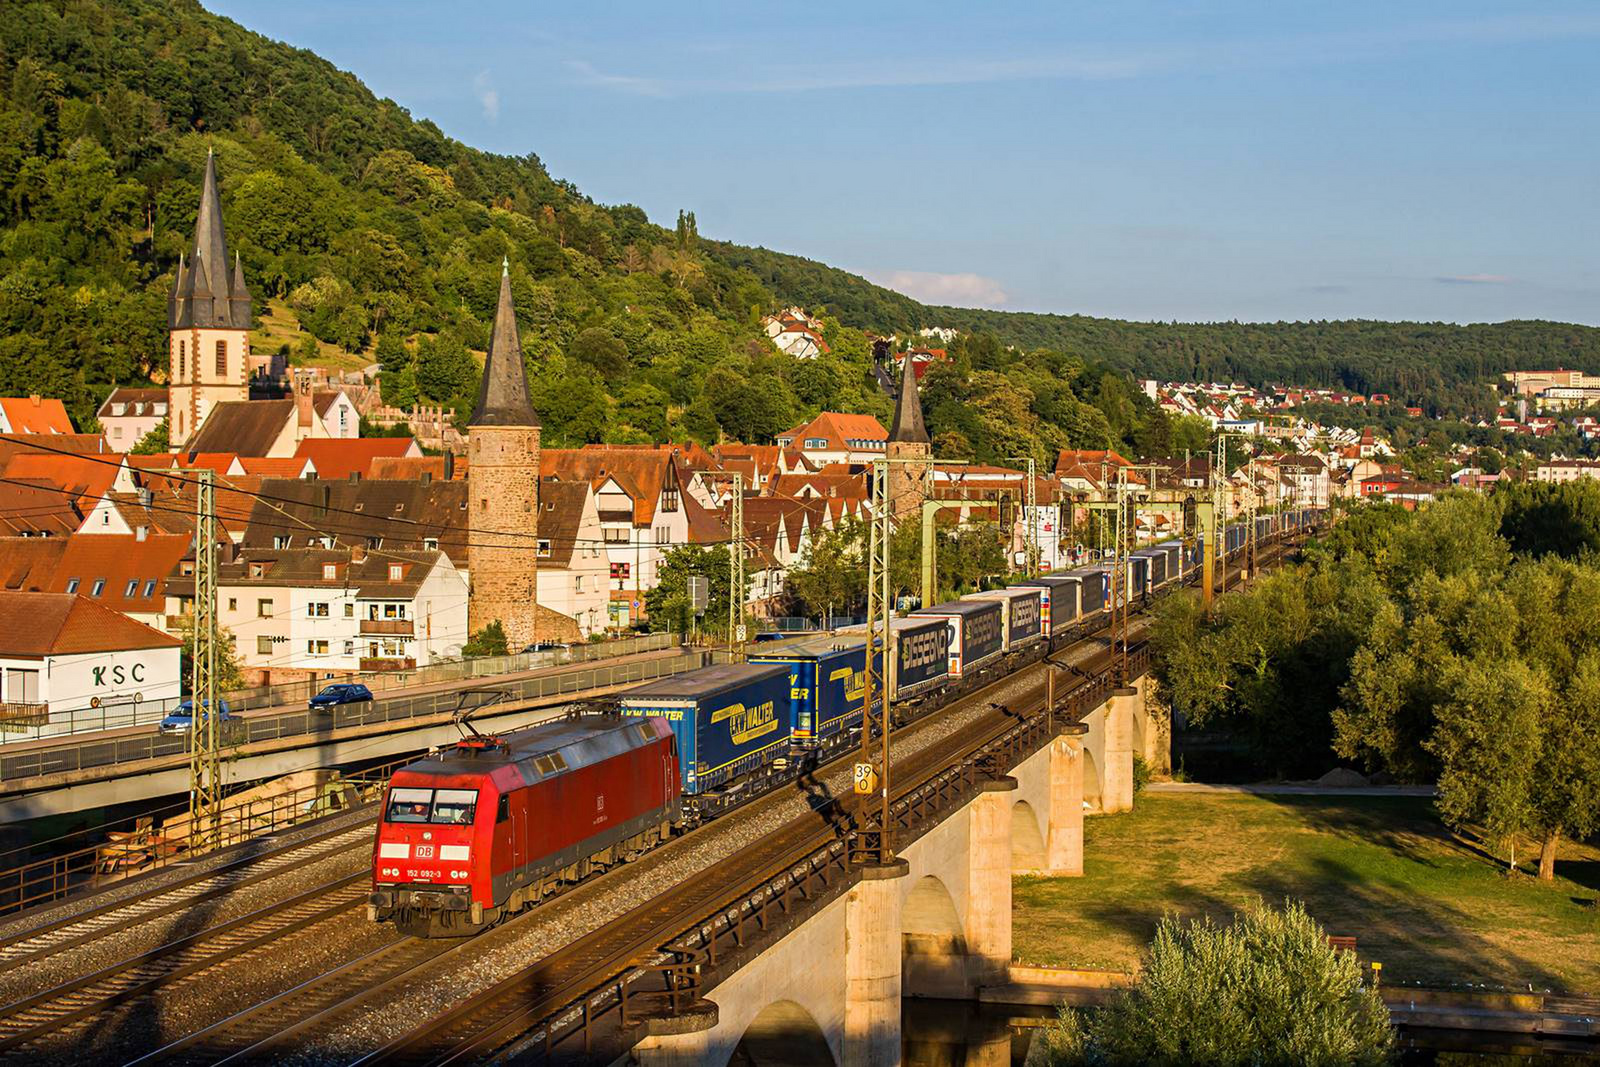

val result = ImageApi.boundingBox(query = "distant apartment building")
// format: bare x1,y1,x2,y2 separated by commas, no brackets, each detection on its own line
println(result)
1534,459,1600,484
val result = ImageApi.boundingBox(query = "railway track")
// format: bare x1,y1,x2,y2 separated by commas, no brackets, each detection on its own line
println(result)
0,818,375,969
353,535,1309,1065
0,533,1310,1064
0,872,369,1058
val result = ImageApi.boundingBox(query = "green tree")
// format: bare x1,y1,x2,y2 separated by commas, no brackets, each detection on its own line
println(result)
179,618,248,695
130,419,169,454
1170,414,1212,455
644,544,745,635
1031,900,1392,1067
462,621,509,658
785,518,868,620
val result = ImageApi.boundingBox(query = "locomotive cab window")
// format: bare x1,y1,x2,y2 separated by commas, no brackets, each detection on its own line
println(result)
431,789,478,825
385,787,434,823
497,795,510,823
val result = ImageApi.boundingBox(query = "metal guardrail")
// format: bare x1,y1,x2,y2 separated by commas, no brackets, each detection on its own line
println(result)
0,650,712,785
0,632,681,749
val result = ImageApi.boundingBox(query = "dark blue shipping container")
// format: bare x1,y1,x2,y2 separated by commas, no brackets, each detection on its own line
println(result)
1155,541,1183,580
963,587,1044,650
1058,567,1109,615
1017,574,1082,635
911,599,1004,678
1126,555,1151,597
834,617,951,701
1131,547,1167,587
619,663,791,795
749,635,879,746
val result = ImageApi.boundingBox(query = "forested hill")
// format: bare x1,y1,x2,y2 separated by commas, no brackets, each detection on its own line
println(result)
2,0,1598,457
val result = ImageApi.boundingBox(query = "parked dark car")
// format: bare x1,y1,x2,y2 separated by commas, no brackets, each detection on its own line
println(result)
159,700,235,734
309,683,374,711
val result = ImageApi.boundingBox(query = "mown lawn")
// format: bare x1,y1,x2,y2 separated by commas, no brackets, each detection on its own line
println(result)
1013,792,1600,992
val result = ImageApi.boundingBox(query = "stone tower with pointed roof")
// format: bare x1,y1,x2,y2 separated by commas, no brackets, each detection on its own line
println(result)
168,150,252,446
466,261,579,648
886,352,932,519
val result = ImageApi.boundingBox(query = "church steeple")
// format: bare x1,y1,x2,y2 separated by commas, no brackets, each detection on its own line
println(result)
170,149,251,330
469,258,539,427
889,350,930,445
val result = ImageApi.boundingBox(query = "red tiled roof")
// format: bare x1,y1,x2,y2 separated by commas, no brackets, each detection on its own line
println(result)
542,448,677,526
293,438,421,480
0,591,179,656
368,456,469,481
2,453,122,513
238,457,315,478
0,533,189,613
0,396,74,435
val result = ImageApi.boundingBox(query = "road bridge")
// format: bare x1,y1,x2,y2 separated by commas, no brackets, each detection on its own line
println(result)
0,646,716,822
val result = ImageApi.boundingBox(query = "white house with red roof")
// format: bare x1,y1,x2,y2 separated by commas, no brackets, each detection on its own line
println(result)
762,310,830,360
774,412,890,467
0,591,182,742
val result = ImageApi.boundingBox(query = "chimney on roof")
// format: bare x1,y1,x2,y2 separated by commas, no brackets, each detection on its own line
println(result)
320,484,331,514
296,389,313,429
443,452,455,481
138,487,152,507
29,395,40,407
420,471,432,485
135,525,147,542
352,544,367,564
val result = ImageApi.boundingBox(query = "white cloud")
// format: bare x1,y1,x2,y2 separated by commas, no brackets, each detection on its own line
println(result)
870,270,1010,308
473,71,500,122
1435,274,1511,285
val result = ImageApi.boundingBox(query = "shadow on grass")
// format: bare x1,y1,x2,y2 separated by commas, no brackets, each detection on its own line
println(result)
1252,794,1450,871
1050,880,1242,960
1240,853,1573,992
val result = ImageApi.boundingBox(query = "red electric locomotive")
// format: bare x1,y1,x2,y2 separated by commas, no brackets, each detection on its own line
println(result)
368,714,681,937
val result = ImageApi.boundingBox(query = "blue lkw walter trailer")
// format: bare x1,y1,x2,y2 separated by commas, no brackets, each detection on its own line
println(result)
749,634,878,747
618,662,791,795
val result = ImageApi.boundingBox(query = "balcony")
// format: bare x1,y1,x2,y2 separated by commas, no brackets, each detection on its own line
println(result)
359,618,415,636
0,702,48,727
360,657,416,672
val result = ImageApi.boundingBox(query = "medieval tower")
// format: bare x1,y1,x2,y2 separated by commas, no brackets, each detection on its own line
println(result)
886,350,932,518
168,149,251,446
466,260,580,648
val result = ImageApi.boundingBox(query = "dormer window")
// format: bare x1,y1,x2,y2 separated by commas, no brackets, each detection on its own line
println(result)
248,562,266,579
323,564,338,580
388,564,403,581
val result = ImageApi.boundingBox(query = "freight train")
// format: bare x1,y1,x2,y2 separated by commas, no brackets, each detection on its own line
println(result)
369,510,1323,936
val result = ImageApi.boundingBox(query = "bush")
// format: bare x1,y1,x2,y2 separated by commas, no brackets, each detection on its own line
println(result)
1029,900,1393,1067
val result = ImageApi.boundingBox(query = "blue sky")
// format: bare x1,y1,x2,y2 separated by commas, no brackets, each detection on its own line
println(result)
209,1,1600,325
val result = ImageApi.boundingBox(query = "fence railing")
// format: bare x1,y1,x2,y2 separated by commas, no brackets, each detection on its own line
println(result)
0,755,410,919
0,632,680,749
0,649,714,784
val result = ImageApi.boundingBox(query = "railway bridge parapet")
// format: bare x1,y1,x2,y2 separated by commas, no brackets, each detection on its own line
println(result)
630,675,1160,1066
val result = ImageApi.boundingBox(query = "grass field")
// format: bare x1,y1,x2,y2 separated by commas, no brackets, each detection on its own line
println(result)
1013,792,1600,993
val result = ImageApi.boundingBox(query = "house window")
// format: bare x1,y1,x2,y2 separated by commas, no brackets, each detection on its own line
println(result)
257,598,273,617
662,488,679,512
112,427,123,440
806,437,827,448
65,578,79,594
90,579,105,597
423,538,439,551
227,597,237,612
343,640,355,655
389,563,403,581
537,539,552,557
343,603,354,618
610,562,630,579
603,528,629,544
309,602,330,617
6,669,39,704
125,579,138,597
575,575,584,593
323,564,338,580
274,536,292,549
143,580,157,597
257,636,273,655
177,340,186,380
655,527,670,545
215,340,227,376
367,537,383,549
307,639,329,656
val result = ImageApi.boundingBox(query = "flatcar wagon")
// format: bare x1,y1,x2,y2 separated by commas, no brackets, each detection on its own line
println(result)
369,714,680,937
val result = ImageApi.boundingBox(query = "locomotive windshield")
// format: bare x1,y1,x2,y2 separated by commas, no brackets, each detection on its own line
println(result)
384,787,479,825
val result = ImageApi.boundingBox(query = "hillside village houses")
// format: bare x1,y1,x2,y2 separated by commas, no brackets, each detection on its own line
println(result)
2,145,1564,701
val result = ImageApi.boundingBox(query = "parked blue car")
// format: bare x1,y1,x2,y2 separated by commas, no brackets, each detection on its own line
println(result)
159,700,235,734
308,683,373,711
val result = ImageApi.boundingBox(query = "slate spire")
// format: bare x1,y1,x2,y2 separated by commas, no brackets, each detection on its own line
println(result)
170,148,251,330
889,351,930,445
469,259,539,427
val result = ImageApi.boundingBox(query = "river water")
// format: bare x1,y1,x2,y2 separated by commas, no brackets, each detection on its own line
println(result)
900,1000,1600,1065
